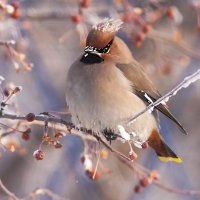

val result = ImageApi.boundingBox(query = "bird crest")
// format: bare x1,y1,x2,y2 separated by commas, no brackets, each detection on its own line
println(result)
92,18,123,33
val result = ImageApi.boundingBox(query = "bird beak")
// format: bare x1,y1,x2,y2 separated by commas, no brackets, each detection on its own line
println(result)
84,46,103,58
84,46,98,54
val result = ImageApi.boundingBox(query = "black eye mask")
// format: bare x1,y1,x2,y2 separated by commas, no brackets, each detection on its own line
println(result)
80,38,114,64
84,38,114,54
80,53,104,64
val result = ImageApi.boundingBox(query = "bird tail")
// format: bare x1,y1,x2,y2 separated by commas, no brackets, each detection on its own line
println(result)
148,130,182,163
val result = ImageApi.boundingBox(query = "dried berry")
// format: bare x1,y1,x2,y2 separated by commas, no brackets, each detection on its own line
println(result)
55,142,62,149
100,149,108,159
25,113,35,122
42,135,51,142
12,86,22,94
54,132,64,139
150,170,160,180
48,140,55,145
33,149,45,160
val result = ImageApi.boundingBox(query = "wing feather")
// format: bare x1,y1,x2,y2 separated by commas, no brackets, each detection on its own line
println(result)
116,62,187,135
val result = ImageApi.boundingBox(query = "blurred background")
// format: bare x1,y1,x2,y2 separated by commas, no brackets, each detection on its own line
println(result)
0,0,200,199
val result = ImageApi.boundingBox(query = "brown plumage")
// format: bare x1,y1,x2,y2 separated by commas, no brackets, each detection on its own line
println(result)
66,18,186,162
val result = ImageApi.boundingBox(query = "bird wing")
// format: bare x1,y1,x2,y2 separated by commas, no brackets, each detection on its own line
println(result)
116,61,187,135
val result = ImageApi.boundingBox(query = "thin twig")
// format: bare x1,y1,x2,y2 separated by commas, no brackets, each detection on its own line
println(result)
93,150,101,180
0,179,22,200
127,69,200,125
154,182,200,195
1,112,200,196
0,111,132,162
0,41,16,46
0,113,71,126
119,157,200,196
148,30,200,60
28,188,66,200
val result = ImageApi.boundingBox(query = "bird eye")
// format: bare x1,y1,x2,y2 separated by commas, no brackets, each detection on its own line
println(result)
84,38,114,54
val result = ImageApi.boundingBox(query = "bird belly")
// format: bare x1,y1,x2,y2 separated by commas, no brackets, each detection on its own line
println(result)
66,62,158,142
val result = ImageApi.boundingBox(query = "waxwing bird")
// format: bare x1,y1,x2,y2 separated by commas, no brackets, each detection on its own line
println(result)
66,18,187,163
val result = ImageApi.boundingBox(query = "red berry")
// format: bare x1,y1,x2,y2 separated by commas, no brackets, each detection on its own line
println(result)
133,40,142,48
33,149,45,160
11,9,20,19
85,169,100,180
166,7,174,19
80,0,90,8
140,178,149,187
142,24,152,33
134,185,142,193
22,132,30,140
141,142,148,149
135,33,146,42
11,1,19,9
71,15,81,24
26,113,35,122
129,151,137,160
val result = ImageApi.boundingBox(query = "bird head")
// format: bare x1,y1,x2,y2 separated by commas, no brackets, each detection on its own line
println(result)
83,18,133,63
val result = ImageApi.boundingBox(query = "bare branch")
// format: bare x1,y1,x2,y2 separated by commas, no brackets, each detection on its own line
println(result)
0,40,16,46
0,111,133,161
120,157,200,196
0,113,71,126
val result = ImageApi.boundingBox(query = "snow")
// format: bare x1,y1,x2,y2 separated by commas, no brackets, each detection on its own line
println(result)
117,125,130,141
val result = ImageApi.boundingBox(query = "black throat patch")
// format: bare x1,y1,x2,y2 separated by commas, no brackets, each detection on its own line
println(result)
80,53,104,64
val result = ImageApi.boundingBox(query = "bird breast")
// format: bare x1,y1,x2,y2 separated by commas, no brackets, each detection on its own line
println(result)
66,59,157,142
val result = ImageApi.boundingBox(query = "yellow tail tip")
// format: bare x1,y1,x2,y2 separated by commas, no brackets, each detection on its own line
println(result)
158,156,182,163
